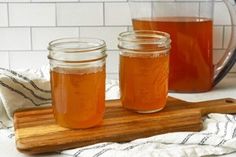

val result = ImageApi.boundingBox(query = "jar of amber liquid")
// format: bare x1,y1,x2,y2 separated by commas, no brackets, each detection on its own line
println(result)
48,38,107,129
118,31,171,113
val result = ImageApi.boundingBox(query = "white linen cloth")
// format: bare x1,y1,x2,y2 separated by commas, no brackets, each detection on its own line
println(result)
0,67,236,157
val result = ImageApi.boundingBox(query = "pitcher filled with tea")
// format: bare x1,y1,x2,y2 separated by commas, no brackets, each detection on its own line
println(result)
129,0,236,92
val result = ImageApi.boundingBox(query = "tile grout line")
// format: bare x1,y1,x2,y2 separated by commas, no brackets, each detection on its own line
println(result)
30,27,33,51
222,25,226,49
0,49,120,52
198,2,201,17
6,2,10,27
0,25,225,28
103,2,105,26
0,25,132,28
4,1,126,4
7,51,11,69
55,2,58,27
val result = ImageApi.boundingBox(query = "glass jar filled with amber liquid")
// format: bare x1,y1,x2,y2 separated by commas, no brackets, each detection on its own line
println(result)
48,38,107,129
118,31,171,113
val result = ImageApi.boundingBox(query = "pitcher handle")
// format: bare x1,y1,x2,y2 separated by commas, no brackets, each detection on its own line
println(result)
214,0,236,86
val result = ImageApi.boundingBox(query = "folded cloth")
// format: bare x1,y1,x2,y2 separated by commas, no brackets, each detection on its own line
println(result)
0,67,51,128
0,67,236,157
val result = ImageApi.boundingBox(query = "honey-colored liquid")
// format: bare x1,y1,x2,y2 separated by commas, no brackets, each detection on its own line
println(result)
133,17,213,92
50,66,105,129
120,54,169,112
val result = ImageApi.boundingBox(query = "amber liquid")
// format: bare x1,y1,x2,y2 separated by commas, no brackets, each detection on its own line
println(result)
120,54,169,112
50,66,105,129
133,17,213,92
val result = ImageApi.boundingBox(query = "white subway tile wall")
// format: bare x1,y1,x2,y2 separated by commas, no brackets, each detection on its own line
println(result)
56,3,103,26
105,3,131,26
80,27,127,50
9,3,56,26
0,0,235,80
32,27,79,50
213,2,231,25
9,51,48,70
0,28,31,50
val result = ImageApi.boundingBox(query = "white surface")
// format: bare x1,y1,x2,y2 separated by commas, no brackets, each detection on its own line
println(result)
32,0,77,2
0,28,31,51
32,27,79,50
9,3,56,26
80,27,127,50
0,52,9,69
56,3,103,26
81,0,127,1
213,2,231,25
105,3,132,26
153,2,199,17
0,4,8,27
9,51,48,70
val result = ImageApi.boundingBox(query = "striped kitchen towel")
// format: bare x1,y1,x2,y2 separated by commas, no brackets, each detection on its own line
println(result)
0,67,51,128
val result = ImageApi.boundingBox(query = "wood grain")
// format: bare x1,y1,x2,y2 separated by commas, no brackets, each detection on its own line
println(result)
14,97,236,154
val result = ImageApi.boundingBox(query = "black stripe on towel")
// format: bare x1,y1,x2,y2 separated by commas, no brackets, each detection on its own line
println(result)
234,115,236,121
216,139,227,146
232,128,236,138
92,141,158,157
0,81,50,106
199,136,210,145
215,122,220,135
123,141,156,151
92,148,112,157
8,133,15,139
181,133,194,144
4,74,51,101
225,114,232,122
105,84,117,93
74,143,113,157
223,121,229,138
0,68,51,93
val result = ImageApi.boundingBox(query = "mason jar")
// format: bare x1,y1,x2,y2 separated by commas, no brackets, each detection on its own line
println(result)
48,38,107,129
118,30,171,113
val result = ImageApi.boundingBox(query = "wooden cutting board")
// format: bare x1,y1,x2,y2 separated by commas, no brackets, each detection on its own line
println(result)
14,97,236,154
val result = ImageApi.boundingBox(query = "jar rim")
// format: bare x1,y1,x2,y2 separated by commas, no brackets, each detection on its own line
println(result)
118,30,171,53
48,37,106,53
118,30,170,45
48,38,107,63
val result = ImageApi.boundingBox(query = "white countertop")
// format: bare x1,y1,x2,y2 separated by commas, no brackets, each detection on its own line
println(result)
0,73,236,157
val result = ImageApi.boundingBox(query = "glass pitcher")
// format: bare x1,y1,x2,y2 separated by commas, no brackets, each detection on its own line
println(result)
129,0,236,92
